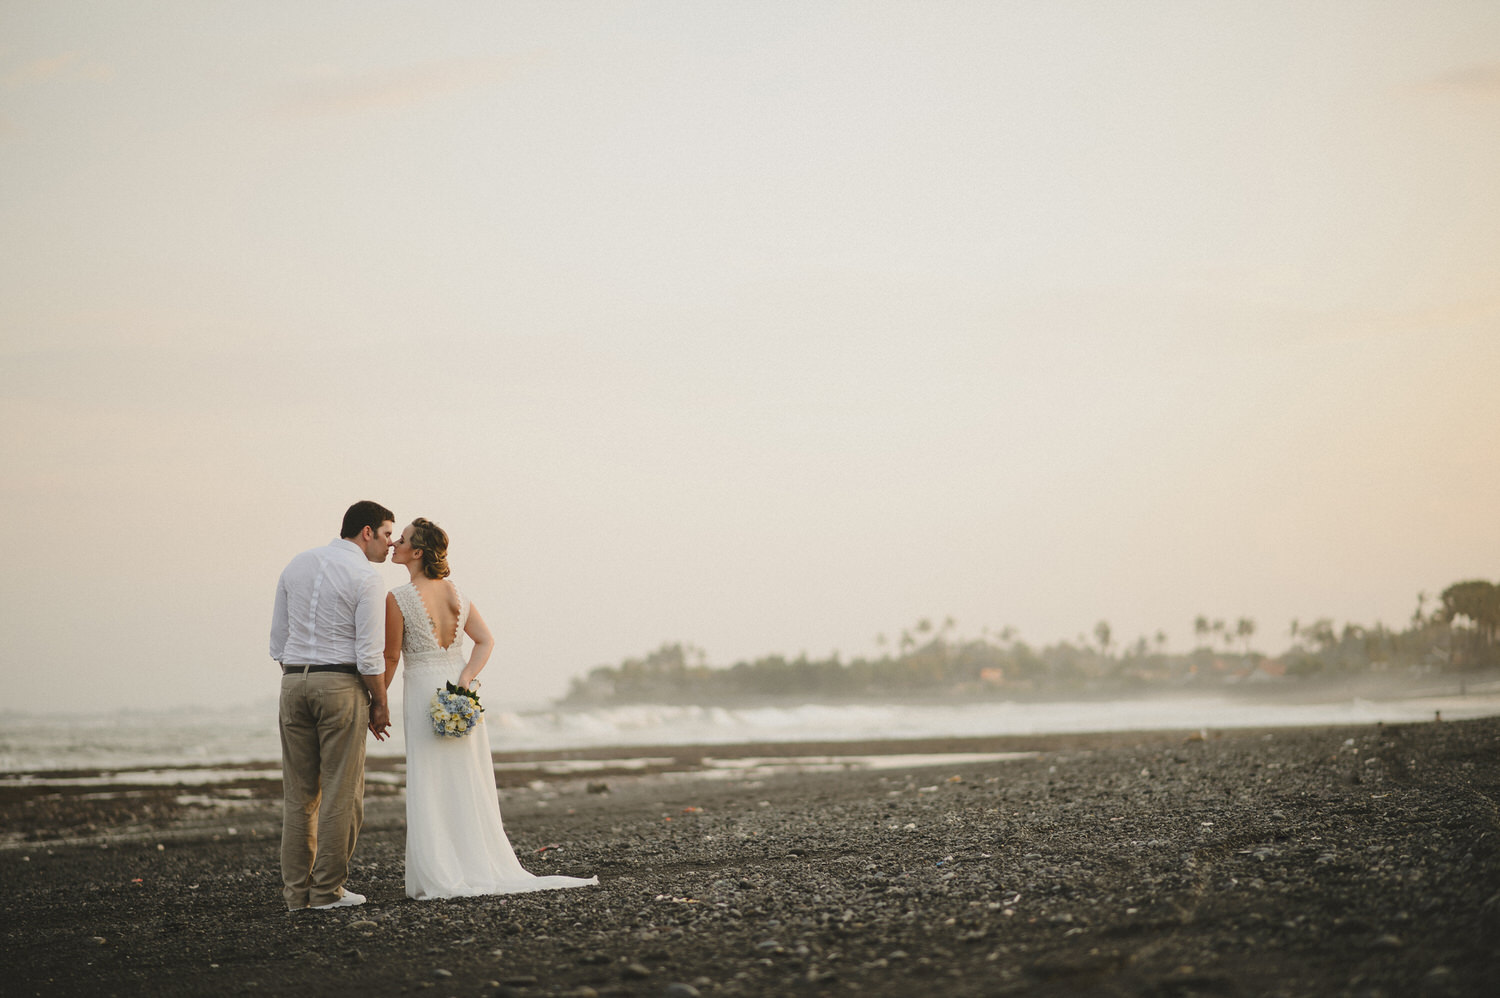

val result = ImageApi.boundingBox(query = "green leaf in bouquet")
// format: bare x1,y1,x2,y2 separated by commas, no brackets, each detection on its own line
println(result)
445,680,482,708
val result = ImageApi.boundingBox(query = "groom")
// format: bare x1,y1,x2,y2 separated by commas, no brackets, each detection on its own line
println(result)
270,500,394,911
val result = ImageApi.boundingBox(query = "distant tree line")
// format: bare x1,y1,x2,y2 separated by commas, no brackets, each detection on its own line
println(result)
561,580,1500,705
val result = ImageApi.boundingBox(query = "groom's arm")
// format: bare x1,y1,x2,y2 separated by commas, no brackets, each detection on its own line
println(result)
361,674,390,741
269,573,289,664
354,572,391,740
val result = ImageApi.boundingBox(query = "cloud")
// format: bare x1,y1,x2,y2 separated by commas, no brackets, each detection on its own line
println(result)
1385,293,1500,331
1280,294,1500,351
1416,64,1500,99
271,56,536,118
5,50,79,87
3,50,112,89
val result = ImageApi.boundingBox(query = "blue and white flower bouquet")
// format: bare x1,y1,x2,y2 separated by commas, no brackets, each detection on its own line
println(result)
429,681,484,738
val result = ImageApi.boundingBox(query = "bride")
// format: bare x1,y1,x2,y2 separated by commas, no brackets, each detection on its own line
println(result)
383,517,598,899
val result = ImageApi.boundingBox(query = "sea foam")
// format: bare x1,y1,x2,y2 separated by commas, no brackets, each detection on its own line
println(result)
3,689,1496,773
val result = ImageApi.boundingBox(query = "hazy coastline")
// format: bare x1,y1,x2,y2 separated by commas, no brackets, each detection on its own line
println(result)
4,670,1497,777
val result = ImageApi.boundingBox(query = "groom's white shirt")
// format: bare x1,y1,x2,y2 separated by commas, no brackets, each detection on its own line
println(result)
270,538,385,676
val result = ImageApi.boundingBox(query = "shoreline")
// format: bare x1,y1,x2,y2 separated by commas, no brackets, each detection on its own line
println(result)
2,720,1489,847
4,717,1498,996
0,728,1236,849
5,676,1497,780
0,720,1443,804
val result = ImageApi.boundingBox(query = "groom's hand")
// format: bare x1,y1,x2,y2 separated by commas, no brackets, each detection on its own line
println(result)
368,702,391,741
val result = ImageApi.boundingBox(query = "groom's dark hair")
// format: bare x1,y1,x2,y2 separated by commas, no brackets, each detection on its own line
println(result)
341,500,395,539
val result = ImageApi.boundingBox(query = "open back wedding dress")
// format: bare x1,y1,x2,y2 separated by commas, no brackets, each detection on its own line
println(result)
394,581,598,899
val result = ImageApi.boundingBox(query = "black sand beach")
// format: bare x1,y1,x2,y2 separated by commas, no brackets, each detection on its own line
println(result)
3,717,1498,997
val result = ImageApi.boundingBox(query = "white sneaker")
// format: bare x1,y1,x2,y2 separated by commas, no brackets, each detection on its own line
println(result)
310,890,365,910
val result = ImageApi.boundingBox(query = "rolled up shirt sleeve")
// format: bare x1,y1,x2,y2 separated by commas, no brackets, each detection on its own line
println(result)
270,574,290,662
353,570,387,675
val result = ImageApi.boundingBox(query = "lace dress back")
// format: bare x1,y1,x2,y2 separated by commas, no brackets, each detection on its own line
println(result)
394,581,468,668
393,580,597,899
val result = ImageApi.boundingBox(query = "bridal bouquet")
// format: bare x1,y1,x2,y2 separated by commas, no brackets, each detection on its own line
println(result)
429,681,484,738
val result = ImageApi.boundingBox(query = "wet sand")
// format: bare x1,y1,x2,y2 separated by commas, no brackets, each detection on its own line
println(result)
3,718,1497,997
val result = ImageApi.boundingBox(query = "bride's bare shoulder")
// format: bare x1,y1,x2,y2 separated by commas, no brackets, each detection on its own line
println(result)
414,576,463,611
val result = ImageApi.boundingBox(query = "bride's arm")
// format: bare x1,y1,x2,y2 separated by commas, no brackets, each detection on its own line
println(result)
457,604,494,690
383,593,404,691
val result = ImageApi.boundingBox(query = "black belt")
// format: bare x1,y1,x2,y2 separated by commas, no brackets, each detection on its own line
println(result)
282,664,360,675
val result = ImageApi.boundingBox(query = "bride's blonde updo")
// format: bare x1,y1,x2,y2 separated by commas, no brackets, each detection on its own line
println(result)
409,518,451,579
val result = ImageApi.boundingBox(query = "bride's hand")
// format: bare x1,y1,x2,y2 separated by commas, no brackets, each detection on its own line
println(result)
458,673,479,691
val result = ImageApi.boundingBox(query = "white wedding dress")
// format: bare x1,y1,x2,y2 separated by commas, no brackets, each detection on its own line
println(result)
394,580,598,899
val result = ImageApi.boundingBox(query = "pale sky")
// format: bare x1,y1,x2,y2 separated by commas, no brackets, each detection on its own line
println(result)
2,1,1498,713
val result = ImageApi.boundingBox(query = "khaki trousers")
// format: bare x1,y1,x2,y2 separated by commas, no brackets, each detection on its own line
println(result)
278,671,368,910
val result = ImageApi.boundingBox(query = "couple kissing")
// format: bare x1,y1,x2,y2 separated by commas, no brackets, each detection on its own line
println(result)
269,500,598,911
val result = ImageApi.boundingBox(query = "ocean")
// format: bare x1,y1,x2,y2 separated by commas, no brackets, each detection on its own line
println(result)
3,686,1498,773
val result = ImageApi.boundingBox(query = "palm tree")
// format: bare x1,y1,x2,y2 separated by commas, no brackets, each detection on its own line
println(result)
1305,618,1336,651
1235,618,1256,657
1439,581,1500,664
1213,619,1230,650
